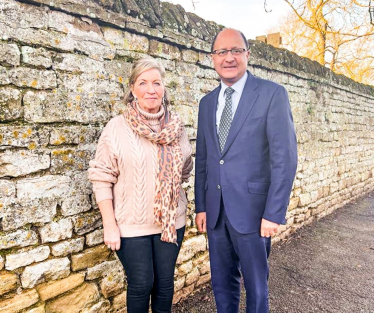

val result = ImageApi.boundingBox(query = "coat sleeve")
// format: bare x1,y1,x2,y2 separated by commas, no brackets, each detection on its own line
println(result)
179,126,193,182
194,99,208,213
263,85,298,224
87,123,119,204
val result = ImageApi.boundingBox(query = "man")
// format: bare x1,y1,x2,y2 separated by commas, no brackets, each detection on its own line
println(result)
194,28,298,313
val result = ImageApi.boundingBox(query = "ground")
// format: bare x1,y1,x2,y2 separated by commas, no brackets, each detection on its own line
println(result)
172,192,374,313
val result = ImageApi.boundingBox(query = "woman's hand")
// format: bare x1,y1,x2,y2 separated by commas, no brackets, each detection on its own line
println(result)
103,222,121,251
98,199,121,250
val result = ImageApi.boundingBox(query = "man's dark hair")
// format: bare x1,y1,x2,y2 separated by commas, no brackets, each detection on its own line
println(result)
211,29,250,52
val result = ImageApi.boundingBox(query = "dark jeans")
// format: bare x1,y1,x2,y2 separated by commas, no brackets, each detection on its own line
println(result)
116,227,185,313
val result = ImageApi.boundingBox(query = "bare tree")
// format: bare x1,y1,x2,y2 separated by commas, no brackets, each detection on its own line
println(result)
277,0,374,85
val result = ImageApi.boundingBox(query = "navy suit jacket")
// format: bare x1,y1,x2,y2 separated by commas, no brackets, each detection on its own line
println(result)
195,71,298,233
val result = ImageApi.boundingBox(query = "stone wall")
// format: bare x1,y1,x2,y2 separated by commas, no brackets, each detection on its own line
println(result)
0,0,374,312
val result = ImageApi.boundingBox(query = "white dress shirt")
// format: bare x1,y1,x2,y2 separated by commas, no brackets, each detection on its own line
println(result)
216,72,248,131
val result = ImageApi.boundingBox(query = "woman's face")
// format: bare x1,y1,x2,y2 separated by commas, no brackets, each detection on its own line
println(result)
131,68,165,114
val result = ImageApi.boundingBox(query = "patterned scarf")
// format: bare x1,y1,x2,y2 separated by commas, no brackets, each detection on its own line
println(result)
124,102,184,244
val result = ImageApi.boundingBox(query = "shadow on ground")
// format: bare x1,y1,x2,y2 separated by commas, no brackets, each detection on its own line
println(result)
172,192,374,313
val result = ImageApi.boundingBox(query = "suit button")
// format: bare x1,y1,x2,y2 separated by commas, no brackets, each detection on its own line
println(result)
217,185,221,189
219,160,224,164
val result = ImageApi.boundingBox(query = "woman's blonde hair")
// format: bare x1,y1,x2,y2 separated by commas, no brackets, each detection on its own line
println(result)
124,57,170,106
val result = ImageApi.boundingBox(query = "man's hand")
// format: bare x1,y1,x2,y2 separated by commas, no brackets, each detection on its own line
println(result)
260,218,279,238
195,212,207,233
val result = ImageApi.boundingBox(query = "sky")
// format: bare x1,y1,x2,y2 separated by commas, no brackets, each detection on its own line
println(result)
161,0,292,40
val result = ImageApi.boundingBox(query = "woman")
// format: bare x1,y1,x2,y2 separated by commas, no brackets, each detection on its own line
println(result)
88,57,193,313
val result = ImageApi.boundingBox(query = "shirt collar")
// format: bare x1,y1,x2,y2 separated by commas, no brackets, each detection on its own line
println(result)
220,71,248,95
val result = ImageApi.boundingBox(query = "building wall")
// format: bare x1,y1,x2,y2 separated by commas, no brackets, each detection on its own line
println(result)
1,0,374,312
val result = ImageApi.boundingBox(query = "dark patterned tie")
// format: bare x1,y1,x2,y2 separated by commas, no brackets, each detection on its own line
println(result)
218,87,235,152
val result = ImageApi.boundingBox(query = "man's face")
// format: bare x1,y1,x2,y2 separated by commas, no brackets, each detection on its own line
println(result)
212,29,250,86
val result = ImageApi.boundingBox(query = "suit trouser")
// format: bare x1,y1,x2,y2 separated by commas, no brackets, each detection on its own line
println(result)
207,200,271,313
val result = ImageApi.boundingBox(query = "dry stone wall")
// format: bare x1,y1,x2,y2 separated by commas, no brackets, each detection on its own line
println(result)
1,0,374,312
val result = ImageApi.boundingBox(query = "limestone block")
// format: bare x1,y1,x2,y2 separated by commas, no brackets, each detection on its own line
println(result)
16,175,71,199
0,272,19,295
0,289,39,313
81,300,111,313
174,276,185,292
103,60,132,86
49,126,100,146
51,237,85,257
172,284,194,304
0,150,50,178
51,148,94,174
155,58,176,72
288,197,299,210
5,246,50,270
100,267,125,298
45,283,100,313
173,104,196,127
48,11,115,60
2,198,57,231
0,180,16,203
72,211,103,235
310,190,319,202
85,229,104,246
28,304,45,313
8,67,57,89
299,193,312,206
185,267,199,286
164,73,186,91
61,195,91,216
125,21,162,39
70,171,93,195
36,272,85,301
196,272,211,287
59,72,124,95
0,229,38,250
86,260,122,280
197,78,219,94
0,126,49,149
200,68,219,80
177,260,193,276
176,235,207,264
0,19,73,53
330,182,339,193
71,245,111,271
192,251,209,267
197,261,210,275
39,218,73,243
21,46,54,68
112,290,127,310
0,86,22,121
175,61,201,78
102,28,149,55
0,43,20,66
24,89,113,123
149,40,181,60
198,52,212,68
21,257,70,288
0,256,4,270
0,66,10,85
0,0,48,29
53,53,105,73
181,50,199,63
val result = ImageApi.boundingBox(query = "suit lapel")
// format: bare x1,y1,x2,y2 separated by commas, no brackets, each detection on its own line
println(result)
207,86,221,155
221,72,259,156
